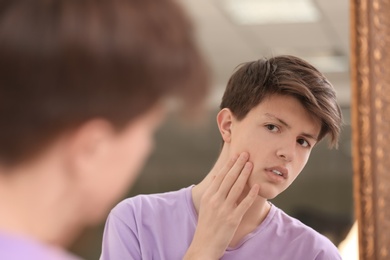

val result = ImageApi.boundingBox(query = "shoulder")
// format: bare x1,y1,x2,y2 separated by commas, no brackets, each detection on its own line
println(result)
0,232,81,260
109,186,193,224
270,206,342,259
272,206,333,241
102,187,197,259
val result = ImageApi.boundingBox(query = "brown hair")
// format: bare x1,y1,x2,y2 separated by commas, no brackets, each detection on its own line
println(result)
220,55,342,147
0,0,209,166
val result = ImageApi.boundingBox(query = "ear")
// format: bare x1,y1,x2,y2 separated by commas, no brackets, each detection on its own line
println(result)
217,108,234,143
65,119,115,178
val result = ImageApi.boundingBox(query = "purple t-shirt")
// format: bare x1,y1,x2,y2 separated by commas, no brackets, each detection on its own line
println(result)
100,186,342,260
0,231,81,260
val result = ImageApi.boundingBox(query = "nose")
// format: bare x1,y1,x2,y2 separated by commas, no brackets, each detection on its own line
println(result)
276,141,295,162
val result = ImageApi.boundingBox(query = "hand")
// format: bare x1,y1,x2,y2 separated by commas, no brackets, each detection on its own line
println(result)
183,152,259,260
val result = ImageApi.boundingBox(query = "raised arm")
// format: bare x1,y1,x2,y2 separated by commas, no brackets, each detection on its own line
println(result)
184,153,258,260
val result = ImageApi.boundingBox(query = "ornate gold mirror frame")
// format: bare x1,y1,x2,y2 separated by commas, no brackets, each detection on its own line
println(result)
351,0,390,259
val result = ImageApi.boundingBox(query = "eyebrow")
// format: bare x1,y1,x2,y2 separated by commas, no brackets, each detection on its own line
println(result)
264,113,318,141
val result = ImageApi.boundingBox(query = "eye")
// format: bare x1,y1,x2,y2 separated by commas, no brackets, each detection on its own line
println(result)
297,138,310,148
265,124,279,133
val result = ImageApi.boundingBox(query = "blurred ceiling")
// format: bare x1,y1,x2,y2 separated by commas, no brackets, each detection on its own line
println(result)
179,0,351,106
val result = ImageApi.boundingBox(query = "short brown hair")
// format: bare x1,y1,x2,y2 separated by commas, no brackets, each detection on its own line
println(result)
0,0,209,166
220,55,342,147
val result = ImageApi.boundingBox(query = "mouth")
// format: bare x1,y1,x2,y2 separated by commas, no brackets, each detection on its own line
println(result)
267,166,288,179
271,169,283,176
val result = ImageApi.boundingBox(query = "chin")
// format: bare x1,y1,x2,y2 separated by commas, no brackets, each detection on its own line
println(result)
252,183,281,200
258,190,279,200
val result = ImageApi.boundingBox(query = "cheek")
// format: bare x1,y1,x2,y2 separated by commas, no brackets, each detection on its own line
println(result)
84,127,156,223
303,150,312,165
294,152,311,173
237,135,268,158
106,131,153,192
116,129,153,180
124,135,152,174
231,131,259,150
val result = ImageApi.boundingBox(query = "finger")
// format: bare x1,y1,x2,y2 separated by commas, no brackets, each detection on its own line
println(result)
225,161,253,204
217,152,249,198
205,154,239,195
234,184,259,216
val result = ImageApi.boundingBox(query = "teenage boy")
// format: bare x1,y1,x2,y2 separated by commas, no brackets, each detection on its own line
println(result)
0,0,208,259
101,55,343,260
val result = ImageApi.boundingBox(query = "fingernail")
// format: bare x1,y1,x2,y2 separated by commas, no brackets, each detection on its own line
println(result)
245,162,252,169
241,152,249,160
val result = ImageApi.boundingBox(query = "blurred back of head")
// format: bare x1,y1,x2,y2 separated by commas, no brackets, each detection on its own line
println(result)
0,0,209,167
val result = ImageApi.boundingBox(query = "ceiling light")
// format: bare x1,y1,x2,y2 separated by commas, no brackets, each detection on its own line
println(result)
223,0,321,25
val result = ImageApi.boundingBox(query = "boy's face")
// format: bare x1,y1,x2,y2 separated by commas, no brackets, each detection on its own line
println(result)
225,94,321,199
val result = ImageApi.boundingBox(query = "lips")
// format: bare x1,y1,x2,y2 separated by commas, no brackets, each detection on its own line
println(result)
266,166,288,179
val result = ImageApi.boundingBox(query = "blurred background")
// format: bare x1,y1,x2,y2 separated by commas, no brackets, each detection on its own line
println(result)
71,0,354,258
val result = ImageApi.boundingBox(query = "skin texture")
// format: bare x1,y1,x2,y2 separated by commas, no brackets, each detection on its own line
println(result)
185,94,322,259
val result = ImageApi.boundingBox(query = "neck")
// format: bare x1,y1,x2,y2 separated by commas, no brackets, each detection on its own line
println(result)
0,161,83,248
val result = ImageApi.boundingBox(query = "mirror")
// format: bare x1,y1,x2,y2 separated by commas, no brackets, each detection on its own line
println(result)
70,0,354,258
